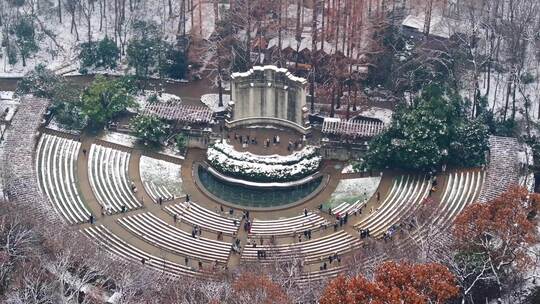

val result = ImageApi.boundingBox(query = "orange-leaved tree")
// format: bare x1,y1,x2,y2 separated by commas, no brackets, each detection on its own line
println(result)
452,186,540,296
232,272,290,304
320,261,459,304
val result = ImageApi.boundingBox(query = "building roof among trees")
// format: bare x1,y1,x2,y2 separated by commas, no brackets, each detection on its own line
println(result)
142,102,213,124
322,118,385,138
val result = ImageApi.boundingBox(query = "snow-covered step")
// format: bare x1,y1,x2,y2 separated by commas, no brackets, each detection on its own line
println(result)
165,202,239,235
118,213,231,263
88,144,142,214
36,134,91,224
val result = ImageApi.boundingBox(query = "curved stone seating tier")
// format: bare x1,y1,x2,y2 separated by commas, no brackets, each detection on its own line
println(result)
36,134,91,224
241,230,360,263
332,199,368,215
144,181,175,202
88,144,142,213
248,212,330,237
354,175,430,238
82,225,199,278
297,265,346,286
118,213,231,263
312,170,486,285
407,170,485,244
164,202,239,235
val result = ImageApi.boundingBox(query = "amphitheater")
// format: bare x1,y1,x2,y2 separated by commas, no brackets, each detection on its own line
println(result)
1,88,525,287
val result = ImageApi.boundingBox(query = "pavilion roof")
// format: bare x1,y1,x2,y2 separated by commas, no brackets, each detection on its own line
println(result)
142,102,213,124
322,118,385,138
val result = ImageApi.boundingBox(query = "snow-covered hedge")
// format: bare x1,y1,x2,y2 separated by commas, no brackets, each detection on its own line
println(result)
206,142,321,182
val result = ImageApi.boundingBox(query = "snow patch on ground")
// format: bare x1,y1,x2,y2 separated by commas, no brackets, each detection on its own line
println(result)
341,164,356,174
327,176,381,207
0,91,14,100
46,118,81,136
355,107,393,125
201,93,231,113
0,91,19,123
0,0,216,77
99,131,138,148
159,145,185,161
139,156,184,198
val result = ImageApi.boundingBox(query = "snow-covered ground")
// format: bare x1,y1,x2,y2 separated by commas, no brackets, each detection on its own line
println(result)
0,0,217,78
0,91,19,123
0,91,19,142
159,144,185,161
341,164,356,174
99,131,139,148
201,93,231,113
0,91,14,100
46,118,82,135
139,155,184,199
354,107,393,125
327,176,381,207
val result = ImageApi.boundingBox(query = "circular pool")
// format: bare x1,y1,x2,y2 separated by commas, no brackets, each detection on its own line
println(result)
195,164,325,209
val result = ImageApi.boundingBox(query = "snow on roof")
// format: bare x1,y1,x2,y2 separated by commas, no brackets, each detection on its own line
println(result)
355,107,393,125
142,102,213,124
322,118,385,138
231,65,307,84
201,93,231,113
401,14,451,39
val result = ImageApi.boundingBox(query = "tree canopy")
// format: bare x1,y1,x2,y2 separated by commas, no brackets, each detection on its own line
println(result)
362,84,489,172
129,114,168,146
451,186,540,300
320,261,460,304
79,37,120,72
80,75,137,128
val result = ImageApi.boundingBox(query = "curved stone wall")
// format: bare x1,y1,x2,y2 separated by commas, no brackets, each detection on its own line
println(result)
225,116,311,135
230,66,307,126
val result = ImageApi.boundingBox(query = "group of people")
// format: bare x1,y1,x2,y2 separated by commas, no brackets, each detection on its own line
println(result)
191,225,202,238
229,131,306,152
320,252,342,271
359,228,371,239
286,139,303,152
256,249,267,259
293,227,313,243
331,212,350,232
247,235,276,249
231,237,242,254
229,132,260,149
242,210,252,233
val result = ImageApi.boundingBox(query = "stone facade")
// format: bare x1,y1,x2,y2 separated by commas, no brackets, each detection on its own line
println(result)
230,66,307,126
